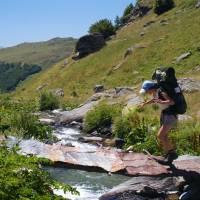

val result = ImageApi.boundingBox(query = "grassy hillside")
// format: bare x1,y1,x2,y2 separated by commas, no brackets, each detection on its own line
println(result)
14,0,200,114
0,37,77,69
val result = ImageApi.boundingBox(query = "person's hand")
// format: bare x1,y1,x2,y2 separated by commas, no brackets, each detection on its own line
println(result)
138,103,145,109
153,98,162,103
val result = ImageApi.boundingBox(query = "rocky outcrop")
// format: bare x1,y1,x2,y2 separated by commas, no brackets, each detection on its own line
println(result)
99,176,180,200
127,1,153,24
176,52,192,62
124,48,134,59
196,0,200,8
94,85,104,93
60,101,99,124
50,88,64,97
178,78,200,93
73,33,105,60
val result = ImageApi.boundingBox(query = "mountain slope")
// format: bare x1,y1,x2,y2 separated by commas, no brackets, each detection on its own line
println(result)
14,0,200,114
0,37,77,69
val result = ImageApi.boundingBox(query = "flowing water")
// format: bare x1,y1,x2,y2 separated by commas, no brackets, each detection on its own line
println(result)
48,126,130,199
46,167,130,200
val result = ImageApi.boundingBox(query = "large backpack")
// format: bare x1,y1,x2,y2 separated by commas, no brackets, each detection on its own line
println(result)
152,67,187,115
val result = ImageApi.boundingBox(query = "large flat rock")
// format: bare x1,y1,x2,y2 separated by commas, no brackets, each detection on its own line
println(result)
59,101,99,124
16,139,200,176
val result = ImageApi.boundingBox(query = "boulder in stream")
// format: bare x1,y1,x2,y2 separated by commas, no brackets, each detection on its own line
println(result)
99,176,180,200
60,101,99,124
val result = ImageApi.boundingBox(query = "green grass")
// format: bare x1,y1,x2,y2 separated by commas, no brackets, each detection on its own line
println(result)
0,37,77,69
14,0,200,115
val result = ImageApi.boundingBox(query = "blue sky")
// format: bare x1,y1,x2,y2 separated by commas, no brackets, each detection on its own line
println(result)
0,0,136,47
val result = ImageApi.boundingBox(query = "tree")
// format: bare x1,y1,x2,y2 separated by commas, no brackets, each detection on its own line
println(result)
114,16,122,29
123,3,134,17
154,0,175,15
89,19,115,39
121,3,134,24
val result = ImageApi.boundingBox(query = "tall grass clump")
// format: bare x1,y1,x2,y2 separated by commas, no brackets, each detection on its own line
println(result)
84,102,121,134
114,108,160,154
171,119,200,155
10,111,53,141
39,91,59,111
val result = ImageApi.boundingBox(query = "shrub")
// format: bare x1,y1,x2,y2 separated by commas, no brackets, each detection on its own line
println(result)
10,111,53,141
154,0,175,15
170,120,200,155
89,19,115,39
114,108,160,153
84,103,121,133
39,91,59,111
0,146,78,200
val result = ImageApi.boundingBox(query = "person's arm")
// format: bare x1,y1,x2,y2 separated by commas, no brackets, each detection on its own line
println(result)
153,92,175,105
139,98,155,108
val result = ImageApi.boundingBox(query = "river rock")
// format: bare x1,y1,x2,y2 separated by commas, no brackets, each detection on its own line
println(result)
18,139,124,172
176,52,192,62
7,137,200,177
78,136,103,143
73,33,105,60
60,101,99,124
178,78,200,93
39,118,55,125
99,176,179,200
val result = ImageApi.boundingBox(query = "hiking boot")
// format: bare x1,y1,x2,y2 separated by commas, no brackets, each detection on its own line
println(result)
157,150,178,165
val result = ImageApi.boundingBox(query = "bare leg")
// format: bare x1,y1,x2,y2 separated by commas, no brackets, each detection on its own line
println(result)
157,124,174,152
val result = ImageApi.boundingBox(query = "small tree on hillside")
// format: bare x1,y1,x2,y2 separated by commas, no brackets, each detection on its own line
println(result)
123,3,134,17
154,0,175,15
121,3,134,24
114,16,122,29
89,19,115,39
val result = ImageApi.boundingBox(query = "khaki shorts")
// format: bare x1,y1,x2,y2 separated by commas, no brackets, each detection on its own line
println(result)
160,113,177,127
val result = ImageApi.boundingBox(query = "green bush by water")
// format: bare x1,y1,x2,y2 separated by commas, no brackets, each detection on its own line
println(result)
39,91,59,111
84,102,121,134
0,146,79,200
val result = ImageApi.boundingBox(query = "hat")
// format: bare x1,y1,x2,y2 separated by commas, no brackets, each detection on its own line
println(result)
139,80,157,94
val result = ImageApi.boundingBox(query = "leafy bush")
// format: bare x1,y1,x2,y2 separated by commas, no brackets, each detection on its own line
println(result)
114,108,160,154
170,120,200,155
154,0,175,15
39,91,59,111
84,103,121,133
89,19,115,39
10,111,53,141
0,146,78,200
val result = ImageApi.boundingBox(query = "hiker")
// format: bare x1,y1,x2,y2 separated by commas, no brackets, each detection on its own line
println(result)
139,67,187,165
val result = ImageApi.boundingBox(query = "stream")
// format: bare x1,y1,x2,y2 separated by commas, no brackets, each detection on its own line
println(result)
48,126,130,200
6,125,130,199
